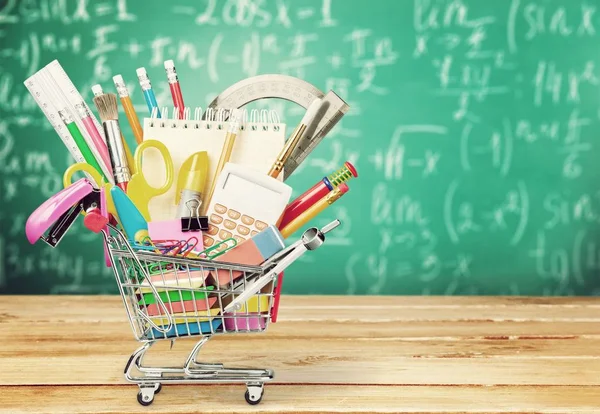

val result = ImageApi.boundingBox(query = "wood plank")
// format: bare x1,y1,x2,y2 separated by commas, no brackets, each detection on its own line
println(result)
3,317,599,340
1,385,599,413
5,335,600,358
2,296,600,324
2,334,600,386
3,354,598,386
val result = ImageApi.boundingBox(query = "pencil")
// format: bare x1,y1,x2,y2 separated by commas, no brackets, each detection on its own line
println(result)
113,74,143,145
204,111,241,212
268,98,323,179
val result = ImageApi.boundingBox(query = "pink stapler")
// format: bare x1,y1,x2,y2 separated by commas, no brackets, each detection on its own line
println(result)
26,178,109,247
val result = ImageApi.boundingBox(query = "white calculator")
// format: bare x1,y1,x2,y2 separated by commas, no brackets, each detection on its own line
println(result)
203,163,292,248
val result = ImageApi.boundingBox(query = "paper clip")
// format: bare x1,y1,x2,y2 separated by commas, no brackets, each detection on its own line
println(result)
188,238,237,260
181,199,209,232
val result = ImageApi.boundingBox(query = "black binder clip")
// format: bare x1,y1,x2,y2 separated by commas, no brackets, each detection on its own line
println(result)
181,216,209,232
180,199,209,232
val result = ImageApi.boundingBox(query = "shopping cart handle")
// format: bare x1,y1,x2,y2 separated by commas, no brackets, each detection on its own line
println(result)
224,271,278,313
321,219,340,234
227,220,342,312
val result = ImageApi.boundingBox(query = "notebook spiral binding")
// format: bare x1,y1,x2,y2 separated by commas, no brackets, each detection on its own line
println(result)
149,107,281,132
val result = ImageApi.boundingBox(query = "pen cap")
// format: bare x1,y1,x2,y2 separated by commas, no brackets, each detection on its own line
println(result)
175,152,209,205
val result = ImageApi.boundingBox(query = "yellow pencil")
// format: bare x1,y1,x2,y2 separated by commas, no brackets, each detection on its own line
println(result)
268,98,323,179
113,75,143,145
204,111,241,212
280,183,349,238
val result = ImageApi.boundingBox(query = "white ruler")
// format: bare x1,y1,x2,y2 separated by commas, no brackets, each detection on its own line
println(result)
24,73,88,166
45,60,113,182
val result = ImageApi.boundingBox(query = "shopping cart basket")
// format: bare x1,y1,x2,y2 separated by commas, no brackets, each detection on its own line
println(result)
102,219,340,406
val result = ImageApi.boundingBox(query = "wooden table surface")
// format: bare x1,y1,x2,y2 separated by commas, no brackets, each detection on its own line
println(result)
0,296,599,413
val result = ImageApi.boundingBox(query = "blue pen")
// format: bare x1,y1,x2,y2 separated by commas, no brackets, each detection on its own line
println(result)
136,67,161,118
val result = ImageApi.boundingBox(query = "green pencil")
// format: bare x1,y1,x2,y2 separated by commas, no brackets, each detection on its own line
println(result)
59,110,109,183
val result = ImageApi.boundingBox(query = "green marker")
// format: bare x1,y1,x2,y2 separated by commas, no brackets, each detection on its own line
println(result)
59,110,109,183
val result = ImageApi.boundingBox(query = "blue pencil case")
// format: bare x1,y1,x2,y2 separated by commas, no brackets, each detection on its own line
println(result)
150,318,222,339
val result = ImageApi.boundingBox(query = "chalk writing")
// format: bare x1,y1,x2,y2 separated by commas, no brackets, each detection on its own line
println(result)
1,0,599,295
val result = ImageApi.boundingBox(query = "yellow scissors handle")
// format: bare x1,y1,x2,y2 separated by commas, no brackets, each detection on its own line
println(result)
63,163,104,189
134,140,174,195
127,140,174,221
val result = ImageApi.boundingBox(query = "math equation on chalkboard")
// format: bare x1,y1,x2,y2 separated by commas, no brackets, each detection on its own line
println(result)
1,0,599,296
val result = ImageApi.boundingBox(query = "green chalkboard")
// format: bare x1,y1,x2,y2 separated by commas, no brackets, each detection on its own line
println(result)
1,0,600,295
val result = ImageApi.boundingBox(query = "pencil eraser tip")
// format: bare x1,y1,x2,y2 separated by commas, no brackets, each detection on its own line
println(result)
345,161,358,177
164,60,175,68
136,67,146,76
112,74,124,84
338,183,349,193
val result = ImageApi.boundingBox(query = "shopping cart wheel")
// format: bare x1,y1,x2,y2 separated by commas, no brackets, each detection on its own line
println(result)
137,387,156,406
154,383,162,394
245,384,264,405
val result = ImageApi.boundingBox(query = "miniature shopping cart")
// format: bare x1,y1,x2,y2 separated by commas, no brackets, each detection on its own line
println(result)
102,219,340,406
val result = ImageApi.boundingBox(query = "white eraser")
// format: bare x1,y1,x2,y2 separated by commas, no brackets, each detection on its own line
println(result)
136,67,147,77
91,84,103,96
164,59,175,69
112,74,124,84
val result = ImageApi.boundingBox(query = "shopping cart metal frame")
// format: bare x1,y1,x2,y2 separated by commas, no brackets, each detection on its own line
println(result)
102,220,340,406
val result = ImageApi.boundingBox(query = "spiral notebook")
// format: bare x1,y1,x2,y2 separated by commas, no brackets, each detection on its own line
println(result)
143,107,286,221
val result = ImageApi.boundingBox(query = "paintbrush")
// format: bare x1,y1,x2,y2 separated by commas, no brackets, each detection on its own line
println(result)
93,93,131,191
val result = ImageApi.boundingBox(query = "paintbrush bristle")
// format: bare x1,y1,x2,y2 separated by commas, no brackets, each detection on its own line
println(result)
93,93,119,122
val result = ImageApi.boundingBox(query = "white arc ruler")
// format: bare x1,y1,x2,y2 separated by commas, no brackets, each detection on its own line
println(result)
208,75,349,179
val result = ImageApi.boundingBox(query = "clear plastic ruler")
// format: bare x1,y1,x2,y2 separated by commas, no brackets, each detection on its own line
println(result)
45,60,113,181
208,74,349,179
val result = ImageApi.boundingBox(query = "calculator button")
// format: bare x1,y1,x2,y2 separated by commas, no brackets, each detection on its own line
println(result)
214,204,227,214
251,230,259,237
237,225,250,236
203,236,214,246
217,242,229,251
227,209,241,219
241,215,255,225
255,221,267,231
210,214,223,224
233,235,246,244
219,229,232,240
224,219,236,230
207,224,219,235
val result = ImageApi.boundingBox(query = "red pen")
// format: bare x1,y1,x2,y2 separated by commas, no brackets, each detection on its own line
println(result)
164,60,185,119
278,162,358,229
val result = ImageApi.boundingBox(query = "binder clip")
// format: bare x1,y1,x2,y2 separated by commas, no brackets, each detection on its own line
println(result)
180,199,209,232
26,178,109,247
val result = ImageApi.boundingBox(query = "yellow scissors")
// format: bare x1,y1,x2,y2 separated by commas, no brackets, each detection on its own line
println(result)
126,139,174,221
63,140,174,223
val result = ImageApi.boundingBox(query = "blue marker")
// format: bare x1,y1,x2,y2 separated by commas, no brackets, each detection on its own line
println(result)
136,67,161,118
111,186,148,243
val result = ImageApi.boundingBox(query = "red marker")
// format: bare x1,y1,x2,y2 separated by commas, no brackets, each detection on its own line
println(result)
278,162,357,229
164,59,185,119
